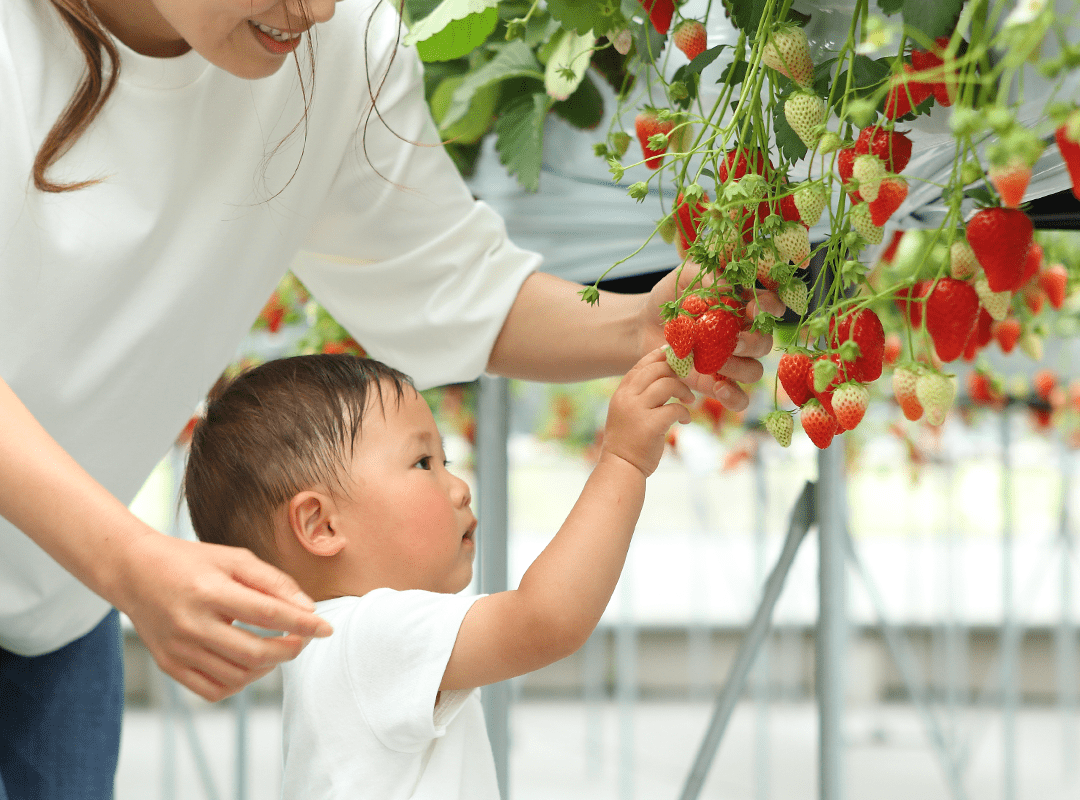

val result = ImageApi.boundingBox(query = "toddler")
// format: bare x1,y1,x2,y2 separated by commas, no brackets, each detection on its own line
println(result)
183,350,692,799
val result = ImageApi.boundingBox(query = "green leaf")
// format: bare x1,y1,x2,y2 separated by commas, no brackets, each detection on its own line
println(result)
902,0,964,40
545,29,598,101
430,75,499,143
441,41,543,130
495,92,551,192
831,55,891,110
551,74,605,129
718,59,749,86
876,0,903,14
685,45,727,76
405,0,499,44
632,17,667,64
546,0,615,36
726,0,771,36
669,65,699,110
414,7,500,62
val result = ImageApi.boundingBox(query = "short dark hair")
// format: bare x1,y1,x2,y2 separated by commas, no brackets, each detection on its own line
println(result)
184,354,414,564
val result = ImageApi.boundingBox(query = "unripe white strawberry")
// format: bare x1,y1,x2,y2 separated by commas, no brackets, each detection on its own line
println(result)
793,182,827,227
762,25,814,88
848,203,884,244
756,249,779,289
1020,330,1044,360
784,92,826,148
974,276,1011,321
778,278,809,315
915,371,955,426
852,154,886,202
665,345,694,378
773,221,810,266
764,410,795,447
949,239,979,279
612,29,632,55
893,365,924,421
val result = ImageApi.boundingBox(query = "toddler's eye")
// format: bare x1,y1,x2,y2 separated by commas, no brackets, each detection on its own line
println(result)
415,456,432,470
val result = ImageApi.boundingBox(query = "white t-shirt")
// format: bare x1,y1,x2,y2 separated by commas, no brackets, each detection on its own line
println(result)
280,589,499,800
0,0,539,655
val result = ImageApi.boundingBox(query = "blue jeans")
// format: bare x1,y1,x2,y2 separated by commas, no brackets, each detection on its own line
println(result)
0,609,123,800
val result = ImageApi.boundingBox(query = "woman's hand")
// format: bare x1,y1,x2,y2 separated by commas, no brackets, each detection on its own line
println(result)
112,533,332,702
641,260,787,411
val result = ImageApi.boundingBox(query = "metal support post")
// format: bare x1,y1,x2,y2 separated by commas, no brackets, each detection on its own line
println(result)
234,686,250,800
678,481,816,800
752,449,771,800
816,445,847,800
477,375,512,800
1056,442,1077,783
999,410,1018,800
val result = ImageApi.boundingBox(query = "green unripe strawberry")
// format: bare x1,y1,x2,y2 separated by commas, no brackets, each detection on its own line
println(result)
665,345,694,377
784,92,826,148
764,410,794,447
849,203,884,244
778,278,809,316
793,182,827,227
915,371,955,426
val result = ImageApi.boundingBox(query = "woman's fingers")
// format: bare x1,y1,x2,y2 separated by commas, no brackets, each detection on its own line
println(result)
220,549,332,637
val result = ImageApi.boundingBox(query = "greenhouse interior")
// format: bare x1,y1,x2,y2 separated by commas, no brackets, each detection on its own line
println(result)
5,0,1080,798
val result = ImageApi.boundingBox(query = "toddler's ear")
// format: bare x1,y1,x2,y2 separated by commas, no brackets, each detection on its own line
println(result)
287,491,346,557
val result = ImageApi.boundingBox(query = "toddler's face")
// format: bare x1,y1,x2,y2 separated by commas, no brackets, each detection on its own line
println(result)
89,0,342,78
334,387,478,595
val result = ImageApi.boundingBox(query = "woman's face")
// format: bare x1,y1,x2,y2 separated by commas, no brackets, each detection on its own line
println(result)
88,0,342,79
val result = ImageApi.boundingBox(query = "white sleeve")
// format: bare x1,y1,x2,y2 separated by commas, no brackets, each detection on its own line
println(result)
343,589,483,754
292,8,541,389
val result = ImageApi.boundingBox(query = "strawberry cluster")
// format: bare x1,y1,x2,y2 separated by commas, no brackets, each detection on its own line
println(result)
663,293,749,380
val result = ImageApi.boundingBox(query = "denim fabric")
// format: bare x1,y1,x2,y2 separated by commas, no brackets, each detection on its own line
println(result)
0,609,123,800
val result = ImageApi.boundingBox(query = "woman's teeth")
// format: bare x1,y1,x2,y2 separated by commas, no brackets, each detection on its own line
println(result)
253,22,302,42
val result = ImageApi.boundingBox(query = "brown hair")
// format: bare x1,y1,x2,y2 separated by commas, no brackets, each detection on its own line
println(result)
37,0,318,194
183,354,414,564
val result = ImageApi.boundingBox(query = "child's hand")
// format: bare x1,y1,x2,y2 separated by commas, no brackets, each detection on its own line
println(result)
601,348,694,477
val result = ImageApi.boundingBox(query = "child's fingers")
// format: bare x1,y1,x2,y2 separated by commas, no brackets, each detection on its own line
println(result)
640,374,694,408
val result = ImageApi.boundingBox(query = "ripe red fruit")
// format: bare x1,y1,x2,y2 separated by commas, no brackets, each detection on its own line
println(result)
1039,263,1069,309
778,351,814,407
692,304,743,375
829,307,885,383
965,207,1034,293
1019,240,1043,287
664,314,694,358
910,37,955,106
868,177,908,226
675,192,710,251
884,64,932,119
800,398,837,449
894,280,931,328
883,333,902,366
992,318,1021,353
807,353,844,420
779,193,803,225
635,111,674,170
833,382,870,430
718,147,773,183
989,161,1032,208
672,19,707,60
637,0,675,34
1055,119,1080,201
1034,369,1058,401
855,126,913,173
924,277,980,363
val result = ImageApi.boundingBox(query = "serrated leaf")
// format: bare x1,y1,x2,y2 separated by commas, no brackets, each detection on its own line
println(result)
551,73,604,129
877,0,903,14
546,0,615,36
831,55,891,110
405,0,499,44
495,92,551,192
545,29,598,101
902,0,964,40
727,0,771,36
414,7,499,62
633,17,667,64
669,65,699,110
441,41,543,129
718,59,749,86
685,44,727,75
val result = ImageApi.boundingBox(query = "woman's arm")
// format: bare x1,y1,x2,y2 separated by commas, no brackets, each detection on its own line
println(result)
0,377,331,701
486,269,785,411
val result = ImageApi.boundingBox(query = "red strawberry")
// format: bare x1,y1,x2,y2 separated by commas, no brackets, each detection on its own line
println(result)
800,398,837,449
681,294,710,317
965,207,1034,293
829,307,885,383
664,314,694,358
884,64,932,119
675,192,709,251
1055,115,1080,201
895,280,931,328
868,177,908,226
883,333,902,366
808,353,844,419
672,19,707,60
1019,240,1043,287
837,146,856,183
1034,368,1057,401
855,126,913,173
910,37,956,106
833,382,870,430
779,193,803,225
259,291,287,333
635,111,675,170
962,308,993,361
1039,263,1069,309
967,370,1004,407
989,160,1032,208
1023,285,1045,316
893,366,924,421
924,277,980,363
637,0,675,34
692,304,743,375
718,147,773,183
778,350,814,406
992,317,1021,353
880,229,906,265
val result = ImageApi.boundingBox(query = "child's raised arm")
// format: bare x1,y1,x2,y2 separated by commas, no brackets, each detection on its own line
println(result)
441,348,693,690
